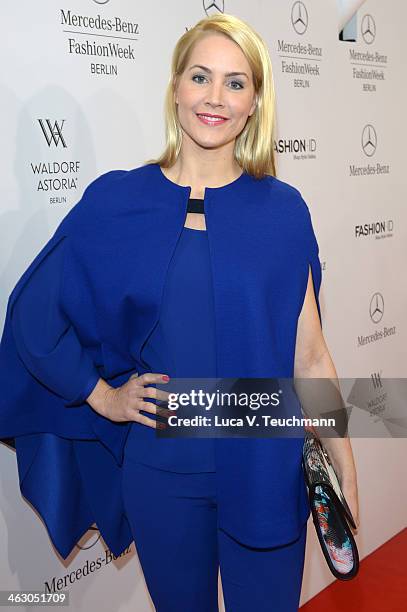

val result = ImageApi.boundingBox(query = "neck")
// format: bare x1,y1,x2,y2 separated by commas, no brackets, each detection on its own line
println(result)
162,150,242,198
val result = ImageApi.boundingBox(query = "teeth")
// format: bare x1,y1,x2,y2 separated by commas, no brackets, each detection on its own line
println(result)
199,115,226,121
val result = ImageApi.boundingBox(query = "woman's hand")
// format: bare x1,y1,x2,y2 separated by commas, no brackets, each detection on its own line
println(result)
314,435,360,533
304,427,361,532
87,373,171,429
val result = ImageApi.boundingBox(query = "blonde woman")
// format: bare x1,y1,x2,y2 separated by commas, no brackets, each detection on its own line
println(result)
0,13,359,611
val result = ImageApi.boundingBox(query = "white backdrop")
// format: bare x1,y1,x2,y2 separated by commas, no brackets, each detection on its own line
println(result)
1,1,406,610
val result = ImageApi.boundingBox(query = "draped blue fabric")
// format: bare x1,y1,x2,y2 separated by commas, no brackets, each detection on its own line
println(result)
0,163,323,558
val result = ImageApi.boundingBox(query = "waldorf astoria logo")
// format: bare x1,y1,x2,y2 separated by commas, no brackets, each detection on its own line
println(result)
346,375,395,428
30,118,81,204
371,372,382,390
276,1,322,89
38,119,67,148
59,7,139,77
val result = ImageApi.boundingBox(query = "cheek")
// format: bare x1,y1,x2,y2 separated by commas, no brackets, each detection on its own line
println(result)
230,97,254,118
177,83,200,107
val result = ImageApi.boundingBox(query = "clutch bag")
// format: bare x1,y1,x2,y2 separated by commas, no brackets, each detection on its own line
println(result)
302,430,360,580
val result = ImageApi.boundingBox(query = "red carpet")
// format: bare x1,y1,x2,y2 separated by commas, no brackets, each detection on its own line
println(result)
301,528,407,611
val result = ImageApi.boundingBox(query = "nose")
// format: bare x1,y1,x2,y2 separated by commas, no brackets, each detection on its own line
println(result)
204,79,226,109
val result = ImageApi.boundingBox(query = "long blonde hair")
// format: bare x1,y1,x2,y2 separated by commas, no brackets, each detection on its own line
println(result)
144,13,277,179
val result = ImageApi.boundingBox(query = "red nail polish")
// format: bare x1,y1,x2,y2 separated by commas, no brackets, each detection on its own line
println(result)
162,375,170,381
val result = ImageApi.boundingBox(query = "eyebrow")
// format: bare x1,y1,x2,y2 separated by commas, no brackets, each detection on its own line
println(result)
188,64,249,79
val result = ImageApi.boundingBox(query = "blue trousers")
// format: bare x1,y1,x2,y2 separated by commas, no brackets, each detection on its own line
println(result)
122,456,307,611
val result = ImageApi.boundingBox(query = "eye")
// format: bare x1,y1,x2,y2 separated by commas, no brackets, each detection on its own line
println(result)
192,74,207,84
191,74,244,90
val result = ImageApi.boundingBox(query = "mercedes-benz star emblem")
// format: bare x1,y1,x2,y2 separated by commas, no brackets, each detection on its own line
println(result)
361,14,376,45
203,0,224,16
361,124,377,157
369,292,384,324
291,1,308,36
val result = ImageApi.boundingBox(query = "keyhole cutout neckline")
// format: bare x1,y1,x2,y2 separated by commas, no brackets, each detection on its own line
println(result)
184,197,207,232
155,162,249,233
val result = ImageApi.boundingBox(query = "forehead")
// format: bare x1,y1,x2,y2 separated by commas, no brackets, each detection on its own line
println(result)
187,33,251,72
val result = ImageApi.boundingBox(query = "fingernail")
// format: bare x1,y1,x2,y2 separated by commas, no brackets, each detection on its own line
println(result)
162,375,170,381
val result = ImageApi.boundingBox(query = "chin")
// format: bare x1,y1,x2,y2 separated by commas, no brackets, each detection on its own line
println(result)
196,139,229,150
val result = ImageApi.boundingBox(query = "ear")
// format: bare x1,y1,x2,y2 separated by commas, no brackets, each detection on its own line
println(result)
174,75,179,105
249,95,258,117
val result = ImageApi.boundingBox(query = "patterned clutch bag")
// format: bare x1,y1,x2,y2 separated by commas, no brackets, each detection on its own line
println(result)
302,430,360,580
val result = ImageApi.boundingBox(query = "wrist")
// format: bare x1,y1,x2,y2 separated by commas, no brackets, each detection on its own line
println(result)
336,467,358,489
86,377,115,415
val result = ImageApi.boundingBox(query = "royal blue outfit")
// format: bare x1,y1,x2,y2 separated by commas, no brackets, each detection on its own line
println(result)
120,220,307,611
0,163,323,565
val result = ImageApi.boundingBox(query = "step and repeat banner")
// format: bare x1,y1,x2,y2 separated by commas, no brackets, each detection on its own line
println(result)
1,1,406,609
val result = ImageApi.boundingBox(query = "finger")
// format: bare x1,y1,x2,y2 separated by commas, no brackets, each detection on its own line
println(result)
134,386,171,407
136,400,172,419
138,372,170,385
134,412,167,430
139,387,171,403
154,388,171,402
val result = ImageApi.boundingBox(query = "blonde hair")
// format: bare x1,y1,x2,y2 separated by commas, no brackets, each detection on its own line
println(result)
144,13,277,179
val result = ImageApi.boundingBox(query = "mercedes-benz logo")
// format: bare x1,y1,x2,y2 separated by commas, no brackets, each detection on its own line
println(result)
361,124,377,157
76,525,102,550
291,1,308,36
361,14,376,45
369,292,384,324
203,0,224,16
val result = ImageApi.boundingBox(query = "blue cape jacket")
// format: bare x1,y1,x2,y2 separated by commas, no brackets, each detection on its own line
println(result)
0,162,322,559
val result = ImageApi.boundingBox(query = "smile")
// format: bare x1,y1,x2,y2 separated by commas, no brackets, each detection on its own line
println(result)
196,114,229,126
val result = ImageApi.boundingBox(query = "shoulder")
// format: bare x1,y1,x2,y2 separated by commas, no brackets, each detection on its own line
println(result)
54,164,153,236
262,174,312,219
261,176,318,252
83,163,153,197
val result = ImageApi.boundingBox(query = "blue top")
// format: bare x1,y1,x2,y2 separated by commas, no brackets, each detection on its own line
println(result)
0,163,322,559
124,222,217,471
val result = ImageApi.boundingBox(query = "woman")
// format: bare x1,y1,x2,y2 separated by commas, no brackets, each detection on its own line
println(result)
0,13,359,611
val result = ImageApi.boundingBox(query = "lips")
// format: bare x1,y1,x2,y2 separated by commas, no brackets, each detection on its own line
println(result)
196,113,229,125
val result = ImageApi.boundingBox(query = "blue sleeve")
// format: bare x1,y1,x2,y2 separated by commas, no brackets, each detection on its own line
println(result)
10,235,101,407
297,195,323,328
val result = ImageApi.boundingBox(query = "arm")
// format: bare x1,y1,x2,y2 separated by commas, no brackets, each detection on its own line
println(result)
294,266,360,526
86,377,115,414
8,170,130,410
8,235,166,426
10,235,102,407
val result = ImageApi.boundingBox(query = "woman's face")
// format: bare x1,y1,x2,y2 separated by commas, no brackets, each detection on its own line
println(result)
174,33,257,151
